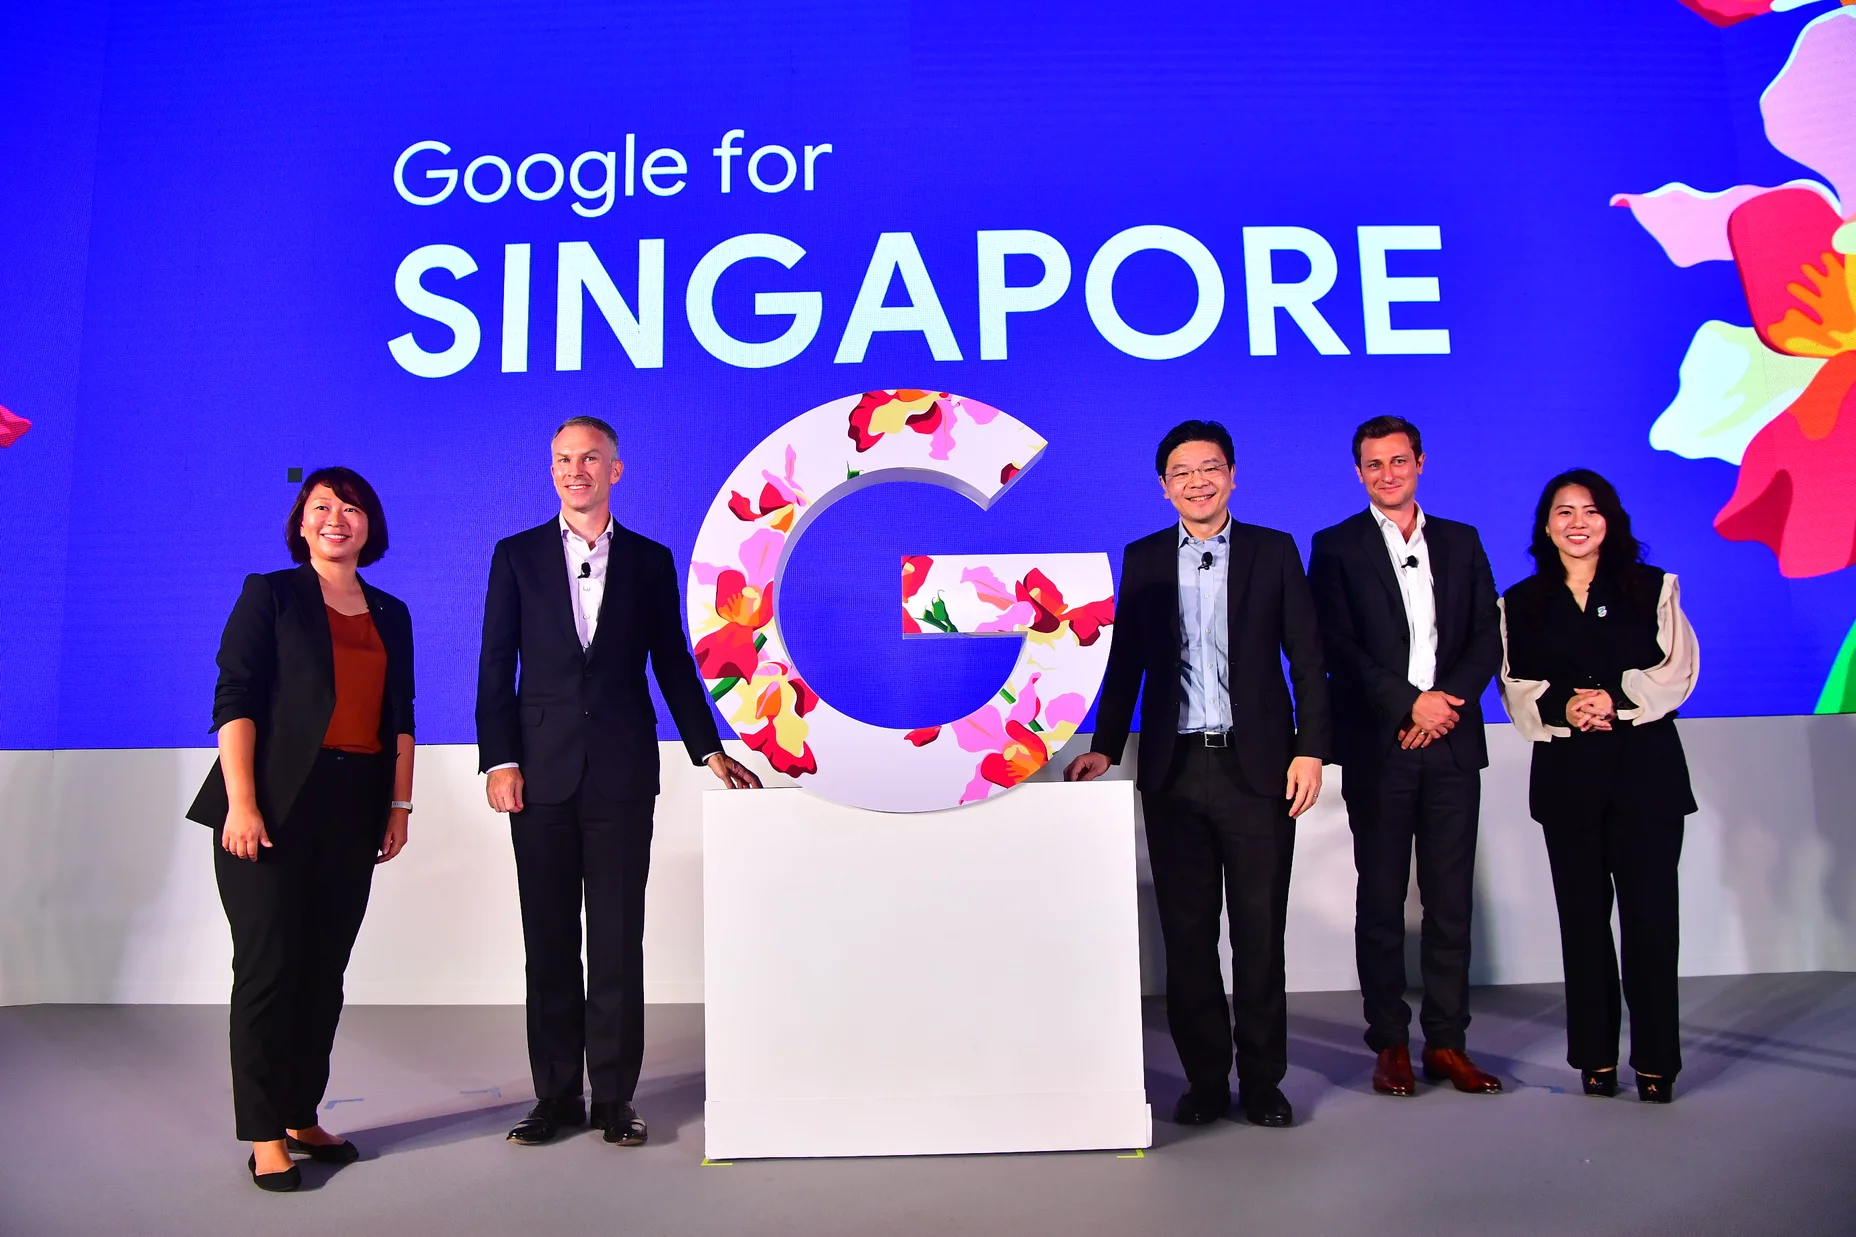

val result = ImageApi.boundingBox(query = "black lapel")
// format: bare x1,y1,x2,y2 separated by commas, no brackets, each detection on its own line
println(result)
584,520,626,663
1224,518,1257,657
531,519,583,651
1359,511,1404,614
289,564,335,686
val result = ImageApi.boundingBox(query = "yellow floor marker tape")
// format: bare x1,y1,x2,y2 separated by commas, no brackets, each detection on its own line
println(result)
1115,1148,1145,1159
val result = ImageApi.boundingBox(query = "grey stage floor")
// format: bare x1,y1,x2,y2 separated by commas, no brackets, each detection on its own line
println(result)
2,975,1852,1237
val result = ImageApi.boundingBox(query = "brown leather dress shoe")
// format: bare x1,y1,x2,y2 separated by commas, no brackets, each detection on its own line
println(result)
1372,1046,1416,1096
1421,1047,1503,1093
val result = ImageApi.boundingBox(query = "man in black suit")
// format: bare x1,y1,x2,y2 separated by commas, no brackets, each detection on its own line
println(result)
1308,415,1504,1098
478,416,760,1147
1066,419,1330,1129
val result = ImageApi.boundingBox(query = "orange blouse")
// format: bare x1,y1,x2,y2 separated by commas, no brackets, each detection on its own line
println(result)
322,606,387,753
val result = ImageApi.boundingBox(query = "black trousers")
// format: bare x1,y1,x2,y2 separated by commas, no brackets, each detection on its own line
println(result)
1540,803,1685,1076
511,774,655,1103
213,749,384,1142
1342,742,1481,1053
1141,742,1295,1092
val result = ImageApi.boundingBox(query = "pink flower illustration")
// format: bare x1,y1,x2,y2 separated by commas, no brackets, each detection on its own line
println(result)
1614,9,1856,578
726,444,807,532
0,404,29,449
847,390,1004,459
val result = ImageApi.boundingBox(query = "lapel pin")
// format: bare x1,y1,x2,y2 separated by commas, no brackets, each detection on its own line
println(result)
1596,605,1608,618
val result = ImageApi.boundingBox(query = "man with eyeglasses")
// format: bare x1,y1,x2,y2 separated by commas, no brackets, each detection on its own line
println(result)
1067,419,1330,1129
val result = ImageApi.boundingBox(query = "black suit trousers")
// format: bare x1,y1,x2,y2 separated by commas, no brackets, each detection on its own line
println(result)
1540,804,1684,1076
213,749,383,1142
510,775,655,1103
1142,743,1295,1092
1343,742,1481,1053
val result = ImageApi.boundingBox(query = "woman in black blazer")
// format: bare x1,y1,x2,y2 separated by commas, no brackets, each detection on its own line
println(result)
1498,469,1697,1103
186,467,415,1190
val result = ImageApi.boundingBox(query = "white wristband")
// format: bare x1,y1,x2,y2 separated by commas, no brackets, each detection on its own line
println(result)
390,800,414,813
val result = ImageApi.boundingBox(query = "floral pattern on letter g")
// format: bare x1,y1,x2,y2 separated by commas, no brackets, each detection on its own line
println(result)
687,391,1118,811
1676,0,1847,28
848,390,1004,459
1614,9,1856,579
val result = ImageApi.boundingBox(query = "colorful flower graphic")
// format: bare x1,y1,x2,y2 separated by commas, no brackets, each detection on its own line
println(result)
1018,569,1116,646
847,389,1004,459
734,660,821,777
692,527,782,681
934,673,1091,804
1614,8,1856,710
0,404,29,449
1677,0,1847,28
726,444,807,531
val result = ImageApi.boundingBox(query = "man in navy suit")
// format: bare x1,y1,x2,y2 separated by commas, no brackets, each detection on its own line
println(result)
477,416,760,1147
1309,416,1504,1098
1067,419,1330,1129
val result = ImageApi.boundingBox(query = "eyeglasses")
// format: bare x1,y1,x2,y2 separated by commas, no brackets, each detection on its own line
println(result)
1166,464,1228,485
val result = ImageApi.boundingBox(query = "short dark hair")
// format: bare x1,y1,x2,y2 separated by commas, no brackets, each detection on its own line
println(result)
554,415,620,453
1528,467,1649,593
286,467,388,567
1352,415,1423,465
1155,419,1235,476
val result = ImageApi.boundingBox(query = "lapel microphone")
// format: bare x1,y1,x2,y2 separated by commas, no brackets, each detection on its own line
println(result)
1199,552,1213,571
579,561,592,579
1402,555,1418,570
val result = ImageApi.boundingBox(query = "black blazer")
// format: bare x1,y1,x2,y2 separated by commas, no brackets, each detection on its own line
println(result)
1501,565,1695,823
187,565,415,832
475,518,722,804
1308,510,1502,771
1090,520,1332,797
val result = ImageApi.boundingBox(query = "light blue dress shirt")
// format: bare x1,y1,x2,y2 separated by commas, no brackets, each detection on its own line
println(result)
1177,519,1232,733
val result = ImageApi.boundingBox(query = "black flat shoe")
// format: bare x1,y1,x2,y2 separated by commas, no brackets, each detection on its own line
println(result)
248,1153,301,1193
286,1134,361,1163
1238,1086,1294,1128
1581,1069,1618,1097
1636,1073,1676,1104
1171,1084,1231,1125
591,1100,648,1146
508,1097,585,1145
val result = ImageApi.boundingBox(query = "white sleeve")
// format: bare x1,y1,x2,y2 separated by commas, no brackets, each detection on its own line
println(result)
1617,573,1699,725
1498,596,1570,743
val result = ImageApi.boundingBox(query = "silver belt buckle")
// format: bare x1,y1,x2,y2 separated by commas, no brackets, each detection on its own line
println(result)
1201,729,1230,749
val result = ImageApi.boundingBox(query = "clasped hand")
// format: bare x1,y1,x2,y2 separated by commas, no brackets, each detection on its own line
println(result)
1565,688,1615,731
1398,690,1465,750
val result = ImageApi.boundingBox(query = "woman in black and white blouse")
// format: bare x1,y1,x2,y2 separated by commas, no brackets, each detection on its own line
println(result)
1498,469,1698,1103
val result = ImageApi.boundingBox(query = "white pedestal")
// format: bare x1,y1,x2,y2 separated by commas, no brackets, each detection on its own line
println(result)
702,782,1152,1159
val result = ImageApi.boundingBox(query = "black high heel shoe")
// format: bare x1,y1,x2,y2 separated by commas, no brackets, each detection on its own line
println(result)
286,1134,361,1164
1635,1073,1676,1103
1581,1068,1618,1097
248,1153,301,1193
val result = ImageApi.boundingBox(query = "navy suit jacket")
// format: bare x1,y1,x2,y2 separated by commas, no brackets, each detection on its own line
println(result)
1090,520,1332,797
1308,509,1501,772
475,518,721,804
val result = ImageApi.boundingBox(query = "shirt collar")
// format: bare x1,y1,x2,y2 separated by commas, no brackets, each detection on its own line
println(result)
559,512,614,549
1179,514,1233,547
1370,504,1424,540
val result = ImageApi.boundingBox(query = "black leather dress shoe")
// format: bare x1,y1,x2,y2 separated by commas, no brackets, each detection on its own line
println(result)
1171,1083,1231,1125
1238,1086,1294,1128
1635,1072,1677,1104
591,1100,649,1146
286,1134,361,1164
248,1153,301,1193
507,1097,586,1145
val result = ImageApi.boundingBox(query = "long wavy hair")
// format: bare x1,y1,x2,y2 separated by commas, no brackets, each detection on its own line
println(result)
1527,467,1652,606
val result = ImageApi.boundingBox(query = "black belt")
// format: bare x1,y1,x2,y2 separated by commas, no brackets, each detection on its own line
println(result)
1181,729,1231,748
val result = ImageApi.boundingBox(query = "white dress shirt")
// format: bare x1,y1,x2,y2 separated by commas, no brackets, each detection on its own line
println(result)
1372,504,1438,692
561,513,612,649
